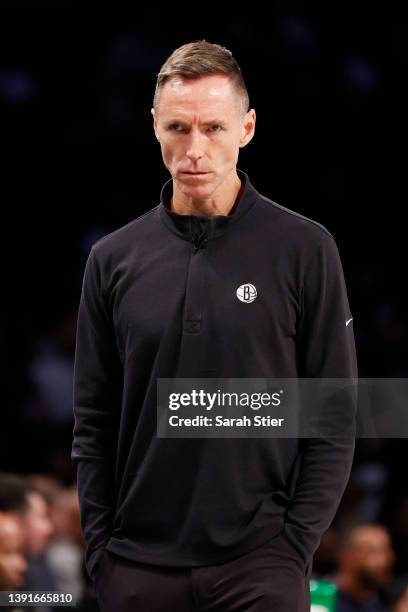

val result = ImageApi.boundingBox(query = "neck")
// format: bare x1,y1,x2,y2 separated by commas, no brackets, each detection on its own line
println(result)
170,169,243,217
337,573,377,605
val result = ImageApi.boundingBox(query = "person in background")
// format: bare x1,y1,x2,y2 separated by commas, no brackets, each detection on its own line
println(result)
0,513,27,590
46,485,86,602
335,524,395,612
0,472,57,611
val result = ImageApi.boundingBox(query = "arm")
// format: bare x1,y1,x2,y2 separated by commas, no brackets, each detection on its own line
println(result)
71,246,123,578
284,231,358,568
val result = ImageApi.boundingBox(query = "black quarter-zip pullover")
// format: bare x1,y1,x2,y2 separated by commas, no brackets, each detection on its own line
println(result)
71,169,358,578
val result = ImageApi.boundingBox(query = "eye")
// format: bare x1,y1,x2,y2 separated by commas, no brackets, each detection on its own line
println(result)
209,124,222,132
168,123,184,132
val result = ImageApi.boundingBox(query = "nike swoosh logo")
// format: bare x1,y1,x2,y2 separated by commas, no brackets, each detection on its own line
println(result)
346,317,353,326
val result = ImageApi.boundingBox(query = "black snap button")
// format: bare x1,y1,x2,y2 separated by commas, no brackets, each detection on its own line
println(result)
188,321,201,333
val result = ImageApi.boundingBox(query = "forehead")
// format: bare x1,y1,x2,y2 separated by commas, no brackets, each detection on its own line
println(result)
27,491,48,514
355,529,390,550
0,519,23,548
157,74,238,116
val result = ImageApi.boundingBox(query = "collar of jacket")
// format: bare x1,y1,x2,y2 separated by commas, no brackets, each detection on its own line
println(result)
158,168,258,244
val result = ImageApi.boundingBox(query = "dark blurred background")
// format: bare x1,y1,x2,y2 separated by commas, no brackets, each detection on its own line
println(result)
1,2,408,608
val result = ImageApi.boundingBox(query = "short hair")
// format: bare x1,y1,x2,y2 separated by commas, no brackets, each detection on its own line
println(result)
0,472,29,513
153,40,250,116
336,524,389,556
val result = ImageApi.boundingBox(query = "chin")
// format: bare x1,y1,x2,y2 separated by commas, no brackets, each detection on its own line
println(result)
185,186,213,199
179,179,213,195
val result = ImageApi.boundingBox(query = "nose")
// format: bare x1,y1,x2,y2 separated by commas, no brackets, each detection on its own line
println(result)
185,129,205,162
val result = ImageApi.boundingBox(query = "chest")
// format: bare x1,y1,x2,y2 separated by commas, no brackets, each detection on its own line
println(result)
111,239,302,356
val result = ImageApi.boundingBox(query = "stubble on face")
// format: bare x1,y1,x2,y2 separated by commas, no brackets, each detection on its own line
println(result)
153,74,253,215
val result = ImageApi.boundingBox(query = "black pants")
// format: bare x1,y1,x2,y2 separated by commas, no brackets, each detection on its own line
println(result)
92,531,311,611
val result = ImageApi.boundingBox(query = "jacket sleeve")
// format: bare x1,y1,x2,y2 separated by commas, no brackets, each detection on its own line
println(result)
284,231,358,568
71,246,123,578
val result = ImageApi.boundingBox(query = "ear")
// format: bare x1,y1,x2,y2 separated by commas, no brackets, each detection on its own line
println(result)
239,109,256,148
151,107,160,141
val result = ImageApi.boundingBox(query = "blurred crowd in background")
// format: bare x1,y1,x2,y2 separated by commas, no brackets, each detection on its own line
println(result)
0,472,97,611
1,470,408,611
1,2,408,611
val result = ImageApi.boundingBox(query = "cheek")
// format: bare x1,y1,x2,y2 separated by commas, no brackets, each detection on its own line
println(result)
161,142,178,166
219,133,240,153
218,140,240,165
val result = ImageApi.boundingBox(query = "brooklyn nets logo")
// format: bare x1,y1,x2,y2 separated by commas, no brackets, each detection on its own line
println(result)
236,283,258,303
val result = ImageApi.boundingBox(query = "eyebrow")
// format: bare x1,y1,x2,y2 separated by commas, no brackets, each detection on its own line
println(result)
165,119,228,126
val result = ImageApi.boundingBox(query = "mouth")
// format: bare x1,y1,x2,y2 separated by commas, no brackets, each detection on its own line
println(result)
181,171,211,177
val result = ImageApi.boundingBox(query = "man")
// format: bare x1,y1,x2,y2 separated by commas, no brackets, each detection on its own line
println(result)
0,473,54,562
0,472,55,590
0,513,27,590
0,473,56,612
335,525,395,612
72,40,358,611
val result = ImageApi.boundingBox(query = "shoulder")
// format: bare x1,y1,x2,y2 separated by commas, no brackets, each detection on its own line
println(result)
256,192,334,243
250,190,341,267
90,205,160,263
